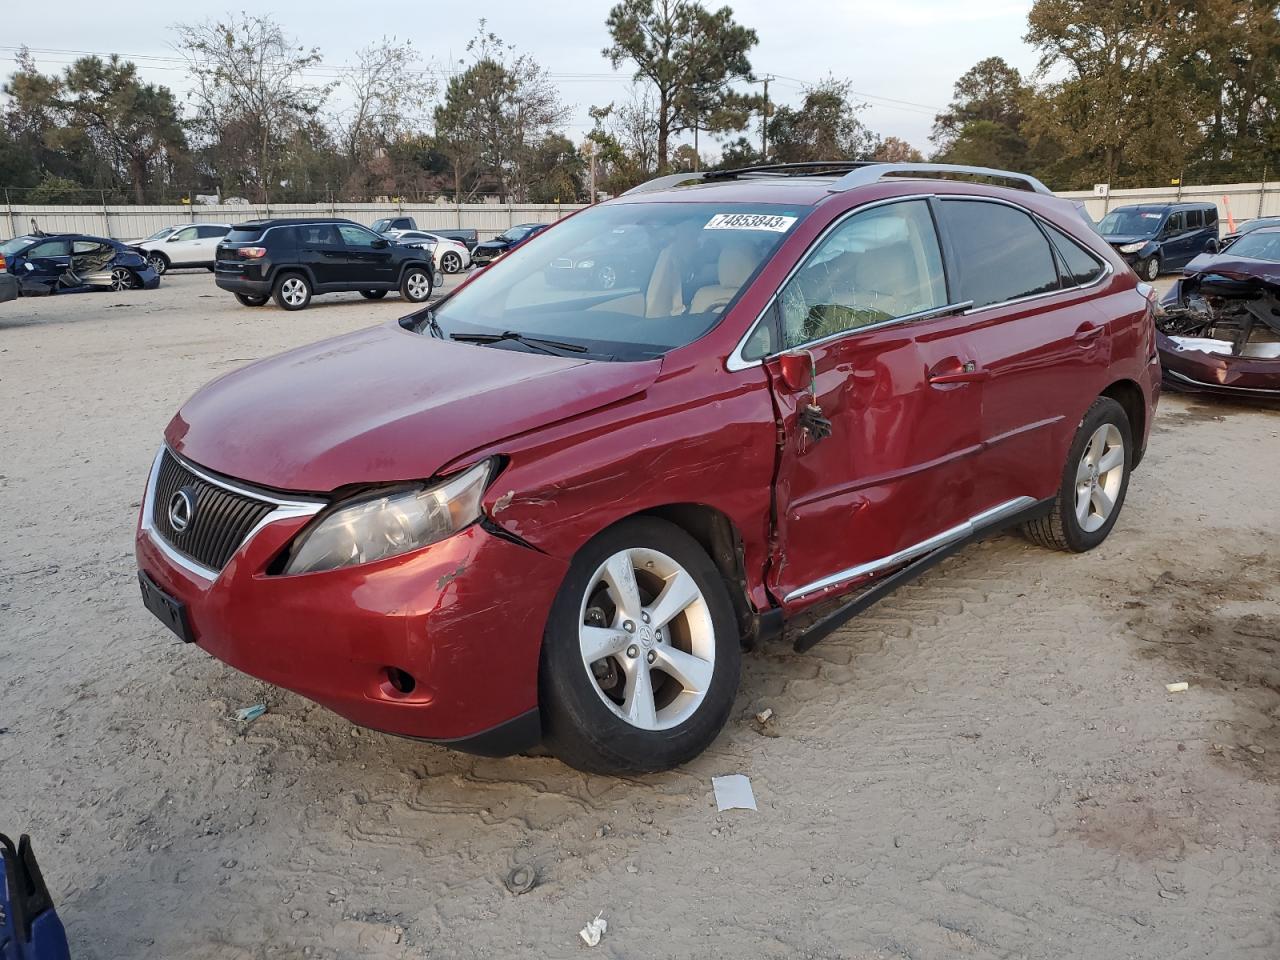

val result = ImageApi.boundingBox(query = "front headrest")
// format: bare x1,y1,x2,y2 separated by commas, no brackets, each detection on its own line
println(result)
717,245,756,287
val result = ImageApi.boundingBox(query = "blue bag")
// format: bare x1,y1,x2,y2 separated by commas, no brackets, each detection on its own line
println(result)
0,834,70,960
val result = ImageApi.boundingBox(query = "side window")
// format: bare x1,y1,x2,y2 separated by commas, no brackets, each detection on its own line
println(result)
197,225,230,239
1186,209,1203,229
1045,224,1105,287
776,199,947,349
1162,212,1184,236
938,200,1059,308
25,239,71,258
1206,208,1218,226
294,224,340,246
72,240,111,256
171,226,199,242
338,225,380,248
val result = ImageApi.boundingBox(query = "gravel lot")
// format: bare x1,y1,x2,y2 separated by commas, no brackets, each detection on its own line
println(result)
2,271,1278,960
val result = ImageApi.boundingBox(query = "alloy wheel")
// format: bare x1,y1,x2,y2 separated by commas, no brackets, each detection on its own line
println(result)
1074,423,1125,533
281,277,307,307
441,252,461,273
406,272,431,300
1145,257,1159,281
148,254,167,275
578,547,715,731
110,267,134,291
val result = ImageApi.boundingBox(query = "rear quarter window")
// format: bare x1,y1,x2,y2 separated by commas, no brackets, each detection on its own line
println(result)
938,200,1060,308
1045,224,1105,287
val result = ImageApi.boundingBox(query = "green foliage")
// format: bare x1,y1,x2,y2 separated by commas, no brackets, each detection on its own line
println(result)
604,0,758,171
767,78,878,163
27,174,83,204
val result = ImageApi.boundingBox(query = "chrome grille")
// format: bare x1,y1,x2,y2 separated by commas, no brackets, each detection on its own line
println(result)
151,451,275,572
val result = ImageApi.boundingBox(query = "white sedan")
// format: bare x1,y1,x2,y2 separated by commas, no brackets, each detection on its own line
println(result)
392,231,472,273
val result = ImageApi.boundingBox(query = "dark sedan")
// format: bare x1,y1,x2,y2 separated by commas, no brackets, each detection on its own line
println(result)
1220,216,1280,248
0,233,159,295
470,223,549,267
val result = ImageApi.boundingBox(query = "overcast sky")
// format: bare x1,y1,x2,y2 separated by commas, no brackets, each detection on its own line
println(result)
2,0,1041,156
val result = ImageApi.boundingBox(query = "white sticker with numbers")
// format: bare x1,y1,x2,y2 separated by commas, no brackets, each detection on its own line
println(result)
704,213,797,232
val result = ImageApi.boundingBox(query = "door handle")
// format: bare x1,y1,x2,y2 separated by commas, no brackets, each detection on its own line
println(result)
928,359,989,385
1074,324,1104,345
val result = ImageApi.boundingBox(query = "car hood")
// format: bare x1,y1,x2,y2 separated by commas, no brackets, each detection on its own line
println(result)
1102,234,1154,246
166,322,662,492
1182,252,1280,285
474,239,509,251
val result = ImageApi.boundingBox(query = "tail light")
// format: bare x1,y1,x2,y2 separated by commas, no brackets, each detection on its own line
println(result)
0,252,7,272
1136,281,1165,317
238,246,267,259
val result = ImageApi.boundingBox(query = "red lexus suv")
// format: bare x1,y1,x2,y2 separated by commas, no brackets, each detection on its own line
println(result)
136,162,1160,774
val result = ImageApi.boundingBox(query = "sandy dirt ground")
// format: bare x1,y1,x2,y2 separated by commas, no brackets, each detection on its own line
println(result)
1,271,1278,960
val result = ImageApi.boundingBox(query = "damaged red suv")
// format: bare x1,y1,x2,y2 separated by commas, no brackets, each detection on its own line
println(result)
136,162,1160,773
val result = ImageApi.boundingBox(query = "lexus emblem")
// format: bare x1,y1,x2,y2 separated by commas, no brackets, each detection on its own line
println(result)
168,488,196,534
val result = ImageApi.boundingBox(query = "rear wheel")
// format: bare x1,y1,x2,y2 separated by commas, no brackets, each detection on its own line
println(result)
540,517,741,774
234,292,269,307
400,267,432,303
360,289,388,300
1023,396,1132,553
273,273,312,311
440,251,462,273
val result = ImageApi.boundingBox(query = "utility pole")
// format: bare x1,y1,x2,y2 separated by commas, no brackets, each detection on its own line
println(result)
761,76,771,160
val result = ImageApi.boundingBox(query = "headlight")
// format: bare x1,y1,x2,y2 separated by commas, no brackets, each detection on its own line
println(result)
1119,242,1145,254
577,259,595,269
283,460,493,574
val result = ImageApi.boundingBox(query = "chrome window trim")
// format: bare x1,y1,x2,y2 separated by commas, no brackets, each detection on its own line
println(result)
141,446,325,583
783,496,1037,603
725,193,1115,372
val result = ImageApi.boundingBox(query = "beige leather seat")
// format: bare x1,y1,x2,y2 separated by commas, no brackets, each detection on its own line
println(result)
841,243,922,318
689,245,756,314
645,245,686,318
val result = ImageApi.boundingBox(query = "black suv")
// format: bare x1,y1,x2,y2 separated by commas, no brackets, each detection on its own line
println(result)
215,218,436,310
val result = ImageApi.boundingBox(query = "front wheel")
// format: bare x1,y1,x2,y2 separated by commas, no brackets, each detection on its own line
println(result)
109,267,136,291
400,267,432,303
540,517,741,774
1140,255,1160,281
148,253,168,276
1022,396,1132,553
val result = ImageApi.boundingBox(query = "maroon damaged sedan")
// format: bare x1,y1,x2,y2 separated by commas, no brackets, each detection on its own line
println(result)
137,162,1160,773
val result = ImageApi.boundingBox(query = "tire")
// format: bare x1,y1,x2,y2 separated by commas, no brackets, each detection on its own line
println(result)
147,253,168,276
540,516,741,774
1022,396,1132,553
109,267,136,291
360,289,388,300
440,251,462,273
234,292,269,307
1141,255,1160,281
272,272,311,311
400,266,432,303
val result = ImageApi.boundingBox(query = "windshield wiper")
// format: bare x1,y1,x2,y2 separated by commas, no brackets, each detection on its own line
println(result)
449,330,588,354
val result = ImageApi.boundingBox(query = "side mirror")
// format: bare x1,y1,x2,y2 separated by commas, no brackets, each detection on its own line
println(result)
778,350,816,394
167,234,181,242
372,238,389,249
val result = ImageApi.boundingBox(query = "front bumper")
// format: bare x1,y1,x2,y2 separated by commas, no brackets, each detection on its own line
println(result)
1156,332,1280,400
135,469,569,751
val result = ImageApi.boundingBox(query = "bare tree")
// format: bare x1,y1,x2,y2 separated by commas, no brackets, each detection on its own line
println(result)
174,14,334,200
340,37,436,166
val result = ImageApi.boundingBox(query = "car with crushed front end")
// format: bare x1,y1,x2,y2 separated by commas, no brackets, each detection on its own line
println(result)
1157,225,1280,401
0,233,159,295
470,222,550,266
214,218,435,310
136,161,1160,774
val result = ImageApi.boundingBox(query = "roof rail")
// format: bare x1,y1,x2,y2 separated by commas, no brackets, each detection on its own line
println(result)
829,162,1053,195
703,160,874,180
620,172,707,196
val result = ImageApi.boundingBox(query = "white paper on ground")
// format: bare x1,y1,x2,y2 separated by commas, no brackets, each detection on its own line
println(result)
712,774,757,812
